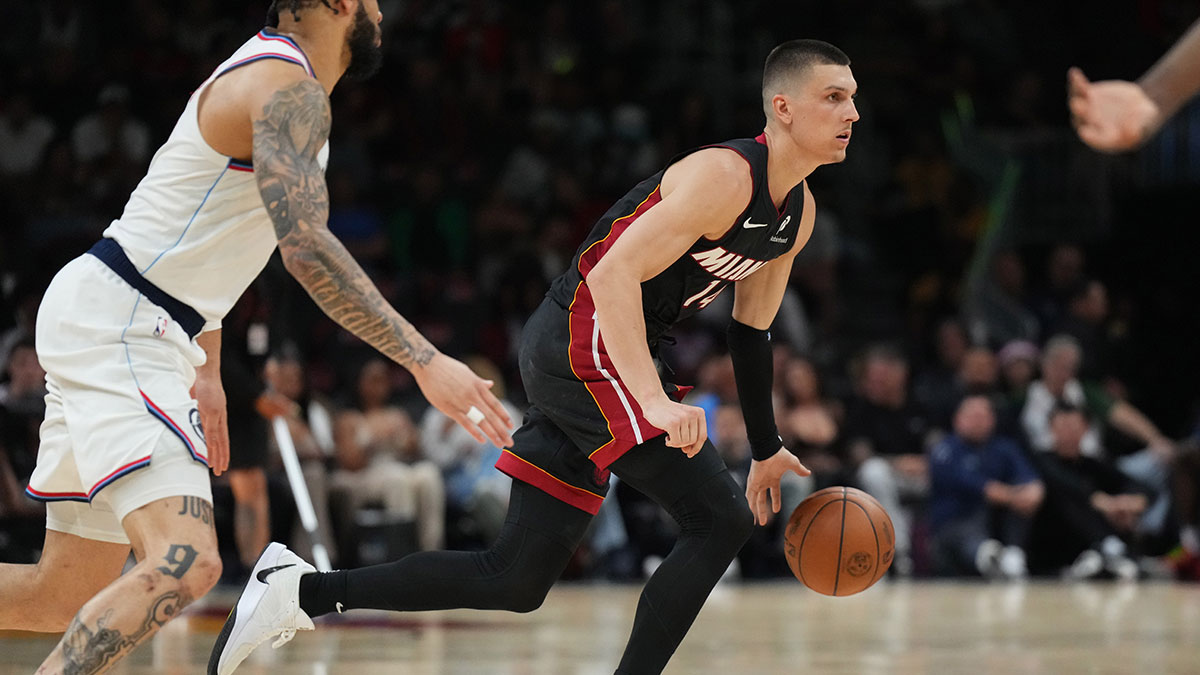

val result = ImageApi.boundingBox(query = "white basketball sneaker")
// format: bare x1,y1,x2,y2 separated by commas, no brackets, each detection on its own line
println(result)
208,542,316,675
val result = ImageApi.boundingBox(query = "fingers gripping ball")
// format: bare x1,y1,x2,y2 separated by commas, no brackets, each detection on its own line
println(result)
783,486,894,596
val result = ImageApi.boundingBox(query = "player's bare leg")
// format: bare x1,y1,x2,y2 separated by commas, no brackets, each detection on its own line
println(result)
0,531,129,632
229,467,270,568
35,496,221,675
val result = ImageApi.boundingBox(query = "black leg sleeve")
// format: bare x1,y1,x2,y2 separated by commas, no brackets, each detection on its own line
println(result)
299,480,592,617
609,439,754,675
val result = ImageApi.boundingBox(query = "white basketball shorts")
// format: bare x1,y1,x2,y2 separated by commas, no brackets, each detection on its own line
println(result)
28,253,213,544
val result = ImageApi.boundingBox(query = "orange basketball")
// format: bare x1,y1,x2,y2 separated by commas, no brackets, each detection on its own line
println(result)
783,486,894,596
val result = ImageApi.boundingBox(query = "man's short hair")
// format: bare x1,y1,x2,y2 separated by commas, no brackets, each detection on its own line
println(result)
1042,334,1082,365
267,0,335,26
762,39,851,114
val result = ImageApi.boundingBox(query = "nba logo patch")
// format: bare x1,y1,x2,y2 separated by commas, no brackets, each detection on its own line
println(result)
154,316,170,337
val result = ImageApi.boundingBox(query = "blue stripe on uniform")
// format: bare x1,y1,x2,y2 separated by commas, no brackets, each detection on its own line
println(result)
139,166,228,275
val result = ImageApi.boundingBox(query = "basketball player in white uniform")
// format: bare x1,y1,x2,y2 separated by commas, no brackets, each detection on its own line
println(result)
0,2,514,672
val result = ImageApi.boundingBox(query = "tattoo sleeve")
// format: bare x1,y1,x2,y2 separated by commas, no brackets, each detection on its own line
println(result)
253,79,435,368
60,592,186,674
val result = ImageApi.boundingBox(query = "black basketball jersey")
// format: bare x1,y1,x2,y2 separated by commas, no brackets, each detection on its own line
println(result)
546,134,806,342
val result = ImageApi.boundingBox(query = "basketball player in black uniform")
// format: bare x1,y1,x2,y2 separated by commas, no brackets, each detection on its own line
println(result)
213,39,858,674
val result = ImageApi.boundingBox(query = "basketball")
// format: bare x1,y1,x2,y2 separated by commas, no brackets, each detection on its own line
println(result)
784,486,894,596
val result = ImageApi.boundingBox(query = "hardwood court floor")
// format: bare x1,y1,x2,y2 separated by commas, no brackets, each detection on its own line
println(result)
3,580,1199,674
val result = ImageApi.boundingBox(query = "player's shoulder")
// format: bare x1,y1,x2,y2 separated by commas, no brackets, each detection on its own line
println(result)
220,59,325,117
666,146,754,197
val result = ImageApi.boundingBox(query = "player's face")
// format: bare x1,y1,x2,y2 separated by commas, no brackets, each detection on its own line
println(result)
344,0,383,81
789,64,859,164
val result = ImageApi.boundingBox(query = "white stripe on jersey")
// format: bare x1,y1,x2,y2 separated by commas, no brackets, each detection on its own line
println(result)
103,31,329,332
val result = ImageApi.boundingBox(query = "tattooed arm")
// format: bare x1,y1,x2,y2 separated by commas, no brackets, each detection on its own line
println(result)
252,79,432,368
250,76,512,447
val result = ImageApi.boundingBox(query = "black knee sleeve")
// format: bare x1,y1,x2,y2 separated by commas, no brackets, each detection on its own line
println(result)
666,469,754,560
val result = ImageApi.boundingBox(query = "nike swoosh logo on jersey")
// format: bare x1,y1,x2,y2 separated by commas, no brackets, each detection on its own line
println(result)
742,217,769,229
256,563,296,584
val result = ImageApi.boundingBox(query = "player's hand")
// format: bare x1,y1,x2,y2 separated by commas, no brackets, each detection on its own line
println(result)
412,352,514,448
1068,67,1162,152
746,448,811,526
192,374,230,476
642,397,708,457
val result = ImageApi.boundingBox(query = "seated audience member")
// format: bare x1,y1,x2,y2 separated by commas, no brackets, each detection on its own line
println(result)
1022,335,1173,538
914,318,970,425
263,349,338,565
0,338,46,561
1172,433,1200,579
1049,278,1112,381
929,396,1043,578
332,358,445,557
843,344,935,575
1031,405,1148,580
419,356,518,545
712,404,790,578
997,339,1038,411
779,355,841,486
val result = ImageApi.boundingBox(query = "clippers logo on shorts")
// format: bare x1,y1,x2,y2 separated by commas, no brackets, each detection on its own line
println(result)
189,408,205,443
154,316,170,338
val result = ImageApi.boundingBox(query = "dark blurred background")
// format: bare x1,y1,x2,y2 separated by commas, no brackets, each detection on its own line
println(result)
2,0,1200,580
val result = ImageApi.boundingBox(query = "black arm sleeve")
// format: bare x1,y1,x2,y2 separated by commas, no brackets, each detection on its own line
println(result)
727,319,781,461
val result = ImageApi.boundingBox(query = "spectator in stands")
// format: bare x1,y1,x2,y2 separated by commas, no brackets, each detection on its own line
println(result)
70,83,150,208
419,356,517,545
0,93,55,180
1030,404,1146,580
1032,243,1086,335
997,339,1039,411
778,354,841,487
1021,335,1172,538
0,338,46,561
1172,428,1200,579
714,403,787,578
915,317,970,423
929,396,1043,578
333,358,445,555
1050,278,1111,380
843,344,935,575
964,250,1040,347
263,349,337,566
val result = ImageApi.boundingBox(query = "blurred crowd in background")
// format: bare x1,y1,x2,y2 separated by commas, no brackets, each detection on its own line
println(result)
3,0,1200,583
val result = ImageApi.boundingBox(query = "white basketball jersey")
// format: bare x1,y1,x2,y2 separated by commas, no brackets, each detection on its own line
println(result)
103,30,330,331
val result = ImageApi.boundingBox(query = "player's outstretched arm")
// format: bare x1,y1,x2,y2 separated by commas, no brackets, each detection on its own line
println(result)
731,183,815,525
250,76,512,447
1069,18,1200,151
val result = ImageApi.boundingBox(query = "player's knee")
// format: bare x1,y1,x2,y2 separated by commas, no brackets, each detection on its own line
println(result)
147,544,222,600
716,496,755,549
487,566,556,613
502,579,553,613
180,549,223,599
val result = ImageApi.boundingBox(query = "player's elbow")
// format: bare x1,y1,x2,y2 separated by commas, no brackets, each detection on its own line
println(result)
277,237,323,282
584,259,635,299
